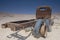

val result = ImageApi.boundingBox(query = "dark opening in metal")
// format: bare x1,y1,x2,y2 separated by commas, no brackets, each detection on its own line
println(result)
40,8,47,11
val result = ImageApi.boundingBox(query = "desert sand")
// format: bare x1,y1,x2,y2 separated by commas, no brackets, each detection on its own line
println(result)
0,14,60,40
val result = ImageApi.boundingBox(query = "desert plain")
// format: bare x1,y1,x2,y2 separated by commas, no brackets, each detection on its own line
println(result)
0,13,60,40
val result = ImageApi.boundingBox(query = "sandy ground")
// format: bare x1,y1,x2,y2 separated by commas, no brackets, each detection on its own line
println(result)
0,14,60,40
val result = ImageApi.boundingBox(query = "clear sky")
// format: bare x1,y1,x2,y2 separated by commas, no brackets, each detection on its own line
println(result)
0,0,60,14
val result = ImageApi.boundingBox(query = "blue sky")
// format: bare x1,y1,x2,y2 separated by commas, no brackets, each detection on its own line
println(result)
0,0,60,14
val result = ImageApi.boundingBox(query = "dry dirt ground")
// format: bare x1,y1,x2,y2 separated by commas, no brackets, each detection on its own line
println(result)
0,14,60,40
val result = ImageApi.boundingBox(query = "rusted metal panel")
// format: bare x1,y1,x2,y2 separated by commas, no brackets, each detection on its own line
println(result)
36,6,51,19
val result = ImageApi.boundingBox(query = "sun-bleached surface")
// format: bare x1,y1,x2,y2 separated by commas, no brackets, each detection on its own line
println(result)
0,14,60,40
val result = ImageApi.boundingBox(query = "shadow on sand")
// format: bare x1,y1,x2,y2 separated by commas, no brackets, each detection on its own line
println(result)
7,30,32,40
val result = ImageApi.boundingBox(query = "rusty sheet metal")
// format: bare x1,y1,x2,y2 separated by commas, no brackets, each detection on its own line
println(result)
36,6,51,19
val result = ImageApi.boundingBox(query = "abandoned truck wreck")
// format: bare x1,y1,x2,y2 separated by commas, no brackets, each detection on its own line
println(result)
1,6,54,38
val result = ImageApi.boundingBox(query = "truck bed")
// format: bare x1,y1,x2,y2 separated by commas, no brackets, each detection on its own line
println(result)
2,19,36,31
